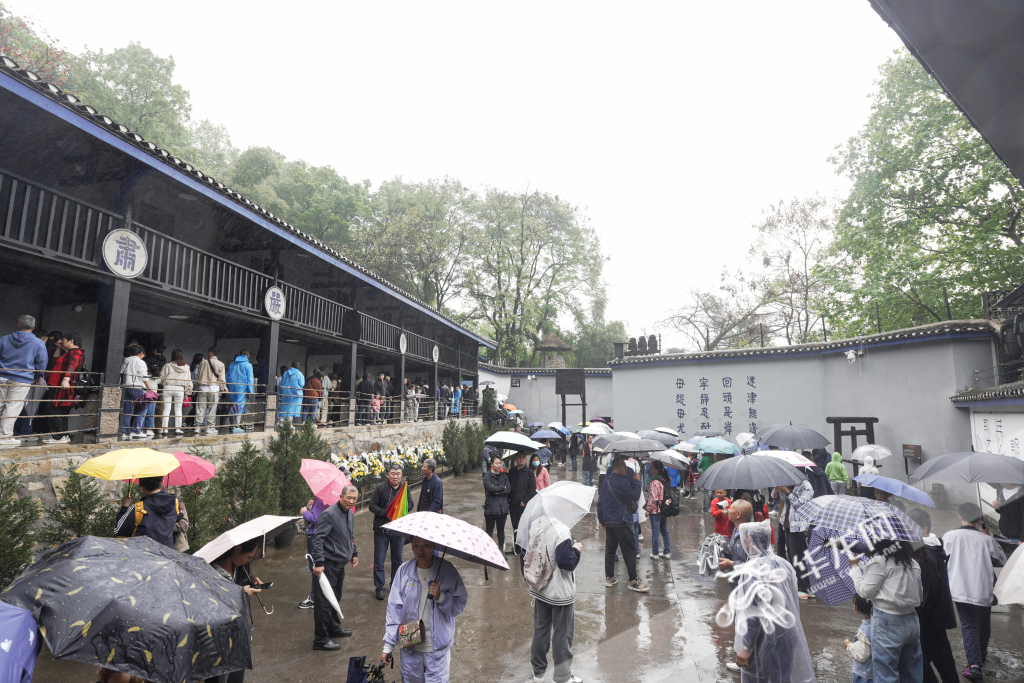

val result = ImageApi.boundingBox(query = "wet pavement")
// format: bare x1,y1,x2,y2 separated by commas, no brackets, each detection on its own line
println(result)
33,466,1024,682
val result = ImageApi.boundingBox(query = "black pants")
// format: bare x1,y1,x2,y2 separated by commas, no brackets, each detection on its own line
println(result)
36,397,71,439
509,505,525,550
780,529,810,592
955,602,991,668
921,622,959,683
605,524,637,581
313,563,345,645
486,514,508,550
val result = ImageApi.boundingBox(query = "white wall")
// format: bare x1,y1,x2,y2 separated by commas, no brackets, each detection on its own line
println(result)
477,369,613,426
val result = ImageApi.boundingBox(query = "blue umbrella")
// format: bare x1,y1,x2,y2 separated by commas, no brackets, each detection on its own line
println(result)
530,430,562,441
527,421,546,428
696,437,740,456
805,527,865,606
548,423,571,436
0,602,39,683
854,474,935,508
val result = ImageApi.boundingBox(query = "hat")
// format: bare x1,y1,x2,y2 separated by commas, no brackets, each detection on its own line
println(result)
958,502,984,524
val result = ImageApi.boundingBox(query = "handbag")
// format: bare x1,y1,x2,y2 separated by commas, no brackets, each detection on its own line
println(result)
397,618,424,649
183,394,193,409
141,390,160,402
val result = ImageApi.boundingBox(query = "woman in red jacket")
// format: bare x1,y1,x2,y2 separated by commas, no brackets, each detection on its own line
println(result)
37,331,85,444
710,489,734,536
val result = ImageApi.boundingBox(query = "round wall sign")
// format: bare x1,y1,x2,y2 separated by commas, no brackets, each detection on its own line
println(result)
432,345,439,362
399,333,408,354
264,286,286,321
102,229,148,279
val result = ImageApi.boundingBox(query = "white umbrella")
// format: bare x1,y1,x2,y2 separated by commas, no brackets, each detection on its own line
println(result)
673,440,704,453
305,553,344,620
850,444,893,463
580,423,612,435
516,481,596,552
654,427,679,437
994,543,1024,605
735,432,756,448
643,449,690,469
485,431,546,451
194,515,301,563
613,431,642,439
757,450,815,468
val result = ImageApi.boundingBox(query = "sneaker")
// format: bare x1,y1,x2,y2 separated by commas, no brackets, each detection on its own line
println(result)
566,676,583,683
628,580,650,593
174,429,184,435
205,428,218,435
533,675,545,683
726,662,741,672
146,430,155,437
231,427,245,434
636,551,640,558
961,665,983,680
650,552,660,559
131,432,148,439
639,534,644,541
0,437,19,446
605,577,618,587
797,591,810,600
298,597,314,609
42,437,62,444
661,552,671,559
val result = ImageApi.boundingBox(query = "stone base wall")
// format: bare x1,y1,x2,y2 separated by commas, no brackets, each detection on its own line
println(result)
5,419,479,517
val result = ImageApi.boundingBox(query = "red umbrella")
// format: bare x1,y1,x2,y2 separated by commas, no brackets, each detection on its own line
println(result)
300,459,352,506
125,452,216,487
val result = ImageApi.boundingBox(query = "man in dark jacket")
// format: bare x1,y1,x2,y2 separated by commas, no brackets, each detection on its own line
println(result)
417,458,443,513
356,374,374,425
507,451,537,552
598,457,649,593
311,485,359,651
907,509,961,683
993,483,1024,542
114,476,181,548
368,463,412,600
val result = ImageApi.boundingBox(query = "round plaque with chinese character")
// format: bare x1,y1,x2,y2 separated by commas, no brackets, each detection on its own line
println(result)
101,229,148,279
264,286,286,321
399,333,407,354
432,345,439,362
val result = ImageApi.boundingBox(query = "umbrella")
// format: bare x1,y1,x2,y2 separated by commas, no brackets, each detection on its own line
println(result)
805,527,865,606
792,495,922,542
516,481,596,552
504,404,517,410
691,428,722,438
479,381,496,386
589,417,607,423
299,459,353,506
579,423,612,436
305,552,344,619
758,450,815,467
591,433,633,452
163,452,216,487
0,602,39,683
529,430,563,441
696,454,808,491
696,437,740,456
548,422,571,436
654,427,680,437
527,421,546,428
194,515,302,564
382,512,509,571
485,432,546,452
673,440,705,453
603,439,667,458
994,542,1024,605
735,432,756,448
909,451,1024,485
1,536,251,683
755,423,830,450
508,409,525,415
77,448,180,481
850,444,893,463
642,449,690,469
637,430,678,447
853,474,935,507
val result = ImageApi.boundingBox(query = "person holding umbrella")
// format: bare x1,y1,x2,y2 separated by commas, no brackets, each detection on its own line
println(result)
311,484,360,651
380,536,469,682
206,537,265,683
508,451,538,553
771,479,815,598
114,475,182,548
581,435,595,486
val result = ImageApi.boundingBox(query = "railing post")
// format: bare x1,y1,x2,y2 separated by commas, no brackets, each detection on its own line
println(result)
348,341,358,427
97,385,123,443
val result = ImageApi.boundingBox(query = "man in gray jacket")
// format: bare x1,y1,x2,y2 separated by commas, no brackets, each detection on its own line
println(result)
311,485,360,651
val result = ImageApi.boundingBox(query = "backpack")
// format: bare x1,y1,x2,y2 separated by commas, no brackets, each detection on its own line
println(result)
661,486,680,517
522,516,556,591
120,497,181,537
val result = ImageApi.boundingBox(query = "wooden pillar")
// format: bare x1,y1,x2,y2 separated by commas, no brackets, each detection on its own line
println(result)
433,361,439,421
348,341,358,426
94,277,131,378
399,354,406,423
257,321,279,430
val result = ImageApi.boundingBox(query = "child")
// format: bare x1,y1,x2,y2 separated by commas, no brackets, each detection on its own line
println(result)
844,594,873,683
710,489,733,536
370,393,382,423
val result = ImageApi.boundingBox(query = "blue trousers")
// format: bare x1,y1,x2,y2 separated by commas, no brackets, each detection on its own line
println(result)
871,608,923,683
143,400,156,429
399,647,451,683
650,514,670,554
955,601,991,668
301,397,318,424
582,470,592,486
373,532,404,592
121,388,146,435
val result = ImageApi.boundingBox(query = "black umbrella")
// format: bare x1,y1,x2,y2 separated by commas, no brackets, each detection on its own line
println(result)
591,433,633,452
604,439,667,458
755,422,830,450
696,454,808,491
910,451,1024,485
636,430,678,447
1,536,251,683
691,428,722,438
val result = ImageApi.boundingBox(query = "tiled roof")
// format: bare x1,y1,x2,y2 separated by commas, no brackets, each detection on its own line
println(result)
0,56,486,343
610,320,996,366
951,380,1024,403
479,363,611,375
535,333,573,351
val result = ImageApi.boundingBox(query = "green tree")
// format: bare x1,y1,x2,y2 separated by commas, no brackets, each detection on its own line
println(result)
0,461,40,589
563,292,627,367
440,419,464,470
175,447,227,552
275,161,368,248
217,438,279,527
39,470,111,546
820,49,1024,337
269,419,330,516
0,3,85,90
177,119,239,180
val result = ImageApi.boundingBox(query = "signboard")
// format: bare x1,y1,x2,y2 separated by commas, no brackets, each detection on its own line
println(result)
968,411,1024,515
102,229,148,279
432,345,439,363
399,333,407,354
555,368,586,396
510,378,521,388
902,444,921,461
264,286,286,321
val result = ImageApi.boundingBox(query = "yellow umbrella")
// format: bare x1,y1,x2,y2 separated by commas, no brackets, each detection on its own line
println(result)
77,448,181,481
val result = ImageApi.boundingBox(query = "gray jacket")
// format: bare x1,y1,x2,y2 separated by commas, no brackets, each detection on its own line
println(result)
311,502,358,568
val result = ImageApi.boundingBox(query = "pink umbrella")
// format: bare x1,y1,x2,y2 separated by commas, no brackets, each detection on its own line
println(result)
382,511,509,571
300,459,352,506
125,452,216,487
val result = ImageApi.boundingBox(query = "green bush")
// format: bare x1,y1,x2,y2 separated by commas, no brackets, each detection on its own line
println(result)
441,419,464,469
0,461,40,589
216,438,279,527
176,446,228,553
39,470,111,547
269,419,330,515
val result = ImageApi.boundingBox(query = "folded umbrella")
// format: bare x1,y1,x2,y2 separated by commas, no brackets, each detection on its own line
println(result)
696,454,808,491
755,423,830,450
697,533,731,577
637,430,678,447
850,444,893,463
299,459,353,506
0,601,39,683
853,474,935,507
994,543,1024,605
654,427,680,437
909,451,1024,485
485,432,545,452
516,481,596,551
1,536,251,683
793,494,922,542
696,437,740,456
382,512,509,571
758,450,815,467
305,553,344,620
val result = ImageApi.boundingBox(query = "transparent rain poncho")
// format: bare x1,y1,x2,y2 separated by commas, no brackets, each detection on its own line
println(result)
716,520,817,683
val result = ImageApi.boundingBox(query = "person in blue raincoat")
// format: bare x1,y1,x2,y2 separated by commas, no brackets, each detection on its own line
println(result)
225,350,254,434
452,385,462,416
277,361,304,425
381,536,468,682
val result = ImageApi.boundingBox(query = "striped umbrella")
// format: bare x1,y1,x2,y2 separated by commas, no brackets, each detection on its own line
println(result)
793,495,922,542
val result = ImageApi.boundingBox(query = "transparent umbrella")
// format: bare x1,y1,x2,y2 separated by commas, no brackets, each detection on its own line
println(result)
516,481,596,551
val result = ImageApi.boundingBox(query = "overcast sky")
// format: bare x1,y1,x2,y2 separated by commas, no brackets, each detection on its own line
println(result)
20,1,903,347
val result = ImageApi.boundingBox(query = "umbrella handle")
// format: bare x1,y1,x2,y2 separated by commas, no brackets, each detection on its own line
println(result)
427,547,447,603
242,566,274,615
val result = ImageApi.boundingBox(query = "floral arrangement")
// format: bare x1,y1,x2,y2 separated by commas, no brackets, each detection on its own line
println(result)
330,443,445,484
